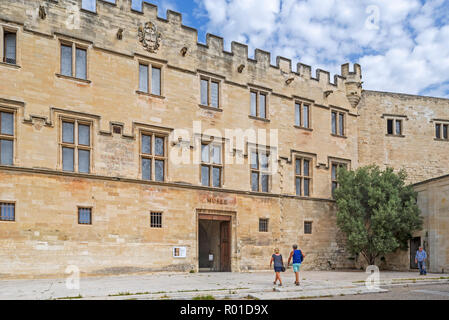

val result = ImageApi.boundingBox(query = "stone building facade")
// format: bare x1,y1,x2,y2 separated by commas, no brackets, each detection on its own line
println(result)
0,0,448,278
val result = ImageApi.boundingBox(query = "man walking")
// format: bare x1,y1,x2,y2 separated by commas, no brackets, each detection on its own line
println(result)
287,244,305,286
415,246,427,275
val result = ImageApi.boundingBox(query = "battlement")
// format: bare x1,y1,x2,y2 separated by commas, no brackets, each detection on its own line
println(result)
0,0,362,96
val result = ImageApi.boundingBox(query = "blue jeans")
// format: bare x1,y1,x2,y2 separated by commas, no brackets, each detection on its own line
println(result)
418,261,427,275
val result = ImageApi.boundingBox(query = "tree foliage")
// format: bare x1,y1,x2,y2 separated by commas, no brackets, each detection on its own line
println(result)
334,165,423,265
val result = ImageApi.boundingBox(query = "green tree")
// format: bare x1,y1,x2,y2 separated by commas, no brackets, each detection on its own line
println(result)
334,165,423,266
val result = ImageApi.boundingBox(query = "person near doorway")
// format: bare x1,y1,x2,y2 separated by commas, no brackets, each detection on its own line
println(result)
287,244,305,286
415,246,427,275
270,248,284,286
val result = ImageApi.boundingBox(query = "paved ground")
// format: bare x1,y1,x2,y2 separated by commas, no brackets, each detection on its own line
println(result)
313,283,449,300
0,270,448,300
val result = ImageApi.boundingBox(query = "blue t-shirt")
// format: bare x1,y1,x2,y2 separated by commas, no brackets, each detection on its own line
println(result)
293,250,303,264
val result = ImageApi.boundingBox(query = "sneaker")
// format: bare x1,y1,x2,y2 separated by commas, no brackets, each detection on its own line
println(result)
296,282,300,286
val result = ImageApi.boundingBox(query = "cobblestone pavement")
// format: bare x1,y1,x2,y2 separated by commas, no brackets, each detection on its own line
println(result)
0,270,448,300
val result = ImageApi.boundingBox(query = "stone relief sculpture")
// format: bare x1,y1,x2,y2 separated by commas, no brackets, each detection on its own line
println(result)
138,22,162,53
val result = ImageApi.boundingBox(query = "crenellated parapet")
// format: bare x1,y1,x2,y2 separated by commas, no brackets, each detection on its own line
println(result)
0,0,362,108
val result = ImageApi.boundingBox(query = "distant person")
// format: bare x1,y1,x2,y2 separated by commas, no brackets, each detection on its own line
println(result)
287,244,305,286
415,246,427,275
270,248,284,286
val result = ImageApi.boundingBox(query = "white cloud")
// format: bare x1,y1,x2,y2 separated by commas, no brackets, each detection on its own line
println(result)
196,0,449,98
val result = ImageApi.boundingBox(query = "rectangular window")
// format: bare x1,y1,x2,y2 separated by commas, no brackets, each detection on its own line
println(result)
339,113,344,136
295,158,312,197
295,102,310,128
250,90,268,119
251,150,270,192
0,111,14,165
303,105,310,128
259,218,269,232
75,48,87,80
201,142,222,187
139,64,149,93
444,125,448,140
61,44,72,77
200,78,220,108
295,103,301,127
61,120,92,173
387,118,404,136
0,202,15,221
435,123,448,140
141,133,166,182
436,124,441,139
78,207,92,225
151,67,161,96
387,119,394,135
150,212,163,228
331,112,337,134
395,120,402,135
60,43,88,79
81,0,96,12
331,162,347,197
4,31,16,64
304,221,312,234
331,111,345,136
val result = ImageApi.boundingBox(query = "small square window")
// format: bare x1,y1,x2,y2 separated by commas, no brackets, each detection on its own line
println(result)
151,212,162,228
78,207,92,225
0,203,15,221
304,221,312,234
259,218,269,232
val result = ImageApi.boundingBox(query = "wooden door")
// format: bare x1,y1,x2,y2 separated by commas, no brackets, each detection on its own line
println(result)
220,221,231,272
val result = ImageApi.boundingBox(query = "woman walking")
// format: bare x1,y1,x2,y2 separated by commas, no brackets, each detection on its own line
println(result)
270,248,284,286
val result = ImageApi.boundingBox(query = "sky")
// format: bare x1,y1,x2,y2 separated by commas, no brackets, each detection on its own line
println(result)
86,0,449,98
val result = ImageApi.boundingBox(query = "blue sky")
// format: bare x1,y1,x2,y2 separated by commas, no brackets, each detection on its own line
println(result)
89,1,449,98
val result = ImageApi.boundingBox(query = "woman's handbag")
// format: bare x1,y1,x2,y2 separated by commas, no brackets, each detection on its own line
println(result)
281,265,286,272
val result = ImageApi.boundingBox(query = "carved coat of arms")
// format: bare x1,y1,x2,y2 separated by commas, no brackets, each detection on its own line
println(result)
138,22,162,53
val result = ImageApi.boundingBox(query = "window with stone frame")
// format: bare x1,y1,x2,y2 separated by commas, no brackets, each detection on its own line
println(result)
295,102,310,129
250,90,268,119
0,202,15,222
150,212,163,228
0,110,14,165
387,118,404,136
295,157,312,197
331,162,347,197
3,29,17,65
200,77,220,108
138,62,162,96
304,221,312,234
331,110,345,136
60,41,88,80
78,207,92,225
435,122,449,140
61,119,92,173
201,142,223,188
251,149,270,192
259,218,269,232
141,132,166,182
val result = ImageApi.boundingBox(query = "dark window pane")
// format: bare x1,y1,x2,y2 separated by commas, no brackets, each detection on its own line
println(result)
303,105,309,128
211,81,219,107
250,92,257,116
62,147,74,172
155,137,164,156
295,159,301,175
339,113,344,136
303,160,310,176
1,203,15,221
212,145,221,164
142,158,151,180
201,144,209,163
78,149,90,173
62,122,74,144
4,32,16,64
332,181,338,196
1,112,13,135
304,178,310,196
396,120,402,135
296,177,302,196
444,125,448,139
151,67,161,96
259,94,266,118
212,167,221,187
304,222,312,234
387,119,393,134
78,208,92,224
201,165,210,186
155,160,164,182
151,212,162,228
295,103,300,126
259,219,268,232
331,164,337,180
75,48,87,79
261,174,269,192
139,64,148,92
331,112,337,134
61,45,72,76
78,124,90,146
251,171,259,191
436,124,441,139
141,135,151,154
251,152,258,169
0,139,13,165
201,79,208,105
